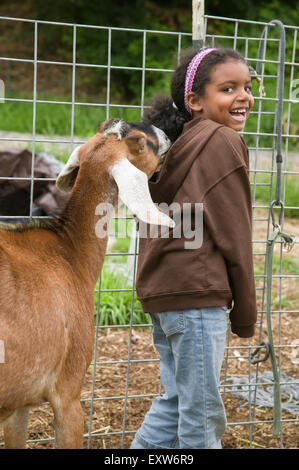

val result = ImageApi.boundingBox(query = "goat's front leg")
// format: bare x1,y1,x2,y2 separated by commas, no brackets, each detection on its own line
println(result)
52,397,84,449
4,407,30,449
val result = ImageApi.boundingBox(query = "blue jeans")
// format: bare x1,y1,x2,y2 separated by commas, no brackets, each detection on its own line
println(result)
130,308,227,449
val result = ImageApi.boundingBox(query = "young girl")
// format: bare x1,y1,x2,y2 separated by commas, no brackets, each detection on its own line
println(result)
131,48,257,449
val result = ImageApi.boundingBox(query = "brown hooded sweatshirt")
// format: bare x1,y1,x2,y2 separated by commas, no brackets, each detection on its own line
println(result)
136,117,257,338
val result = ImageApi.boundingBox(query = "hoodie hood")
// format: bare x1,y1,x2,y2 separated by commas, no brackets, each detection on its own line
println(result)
148,117,224,205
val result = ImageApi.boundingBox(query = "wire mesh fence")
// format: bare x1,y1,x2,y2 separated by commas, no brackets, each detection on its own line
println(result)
0,13,298,449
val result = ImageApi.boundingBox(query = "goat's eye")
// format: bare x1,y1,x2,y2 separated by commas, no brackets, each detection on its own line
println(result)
146,140,158,154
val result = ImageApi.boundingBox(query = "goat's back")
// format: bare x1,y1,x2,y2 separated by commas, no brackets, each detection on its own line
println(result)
0,227,94,419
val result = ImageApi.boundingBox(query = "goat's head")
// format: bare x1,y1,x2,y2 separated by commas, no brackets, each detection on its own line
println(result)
56,119,174,228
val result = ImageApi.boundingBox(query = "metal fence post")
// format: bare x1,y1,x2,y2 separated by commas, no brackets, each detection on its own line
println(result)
192,0,205,48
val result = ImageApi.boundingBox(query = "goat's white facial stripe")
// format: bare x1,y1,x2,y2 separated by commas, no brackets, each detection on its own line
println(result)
109,158,175,228
151,126,171,156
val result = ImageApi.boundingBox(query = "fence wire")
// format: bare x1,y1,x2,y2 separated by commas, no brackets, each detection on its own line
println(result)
0,13,298,449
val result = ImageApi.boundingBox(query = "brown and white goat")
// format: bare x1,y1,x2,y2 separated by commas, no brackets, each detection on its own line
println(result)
0,120,172,448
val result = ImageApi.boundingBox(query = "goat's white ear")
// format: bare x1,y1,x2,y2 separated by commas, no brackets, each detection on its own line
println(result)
151,125,172,156
56,146,81,192
110,158,175,228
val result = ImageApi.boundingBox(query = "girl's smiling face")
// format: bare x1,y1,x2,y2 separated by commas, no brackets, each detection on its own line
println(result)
186,59,254,131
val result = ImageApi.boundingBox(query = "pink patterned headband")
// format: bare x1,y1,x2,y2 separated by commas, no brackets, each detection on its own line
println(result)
184,48,216,115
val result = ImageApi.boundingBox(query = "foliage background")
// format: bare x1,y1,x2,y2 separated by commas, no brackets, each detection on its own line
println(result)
0,0,298,106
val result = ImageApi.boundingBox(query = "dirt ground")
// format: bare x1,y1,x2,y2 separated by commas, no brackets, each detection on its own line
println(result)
0,323,297,450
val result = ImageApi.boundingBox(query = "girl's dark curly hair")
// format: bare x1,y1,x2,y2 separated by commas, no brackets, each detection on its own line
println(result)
144,47,248,142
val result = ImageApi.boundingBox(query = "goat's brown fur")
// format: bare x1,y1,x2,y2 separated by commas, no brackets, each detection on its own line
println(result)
0,127,162,448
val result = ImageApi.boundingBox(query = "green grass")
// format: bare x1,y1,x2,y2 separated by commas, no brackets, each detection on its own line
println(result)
243,76,299,153
94,216,148,326
109,217,135,264
272,256,299,276
255,254,299,277
1,91,142,137
251,172,299,219
111,237,131,263
94,265,150,326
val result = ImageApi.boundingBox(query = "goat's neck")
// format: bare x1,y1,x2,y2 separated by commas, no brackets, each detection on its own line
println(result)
61,171,117,285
